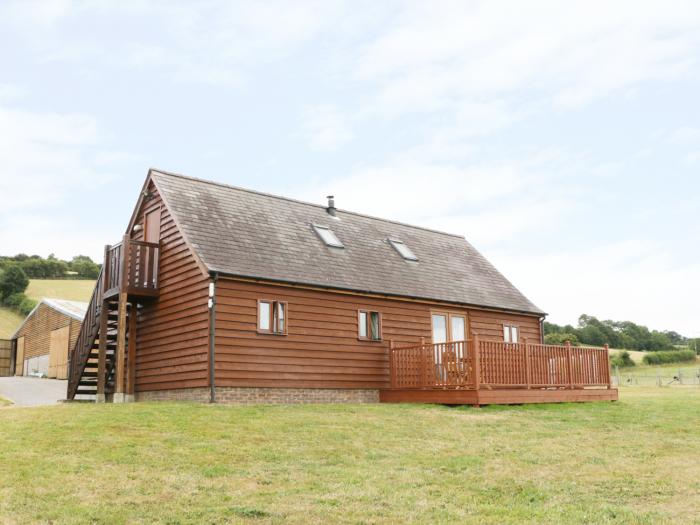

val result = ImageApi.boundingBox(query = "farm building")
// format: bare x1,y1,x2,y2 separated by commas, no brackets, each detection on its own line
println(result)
67,168,617,405
13,298,87,379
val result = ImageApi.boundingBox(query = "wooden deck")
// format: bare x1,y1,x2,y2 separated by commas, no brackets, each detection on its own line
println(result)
381,337,617,406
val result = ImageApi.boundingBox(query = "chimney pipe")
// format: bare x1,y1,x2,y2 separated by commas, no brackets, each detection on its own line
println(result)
326,195,336,216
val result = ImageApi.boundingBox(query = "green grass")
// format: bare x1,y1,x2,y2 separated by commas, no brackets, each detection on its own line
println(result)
0,389,699,524
25,279,95,303
0,307,23,338
0,396,12,407
0,279,95,338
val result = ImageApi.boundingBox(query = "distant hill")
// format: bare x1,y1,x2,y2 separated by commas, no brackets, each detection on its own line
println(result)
0,279,95,339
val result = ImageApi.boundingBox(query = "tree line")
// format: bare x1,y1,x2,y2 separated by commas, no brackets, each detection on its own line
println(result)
0,254,100,279
545,314,697,352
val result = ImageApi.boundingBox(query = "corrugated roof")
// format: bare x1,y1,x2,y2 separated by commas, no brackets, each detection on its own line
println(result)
151,169,544,315
11,298,88,339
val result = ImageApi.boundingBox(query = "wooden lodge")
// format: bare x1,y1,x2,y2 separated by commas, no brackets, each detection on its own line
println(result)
67,169,617,405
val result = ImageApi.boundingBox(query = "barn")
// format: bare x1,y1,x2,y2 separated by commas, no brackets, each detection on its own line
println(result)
12,298,87,379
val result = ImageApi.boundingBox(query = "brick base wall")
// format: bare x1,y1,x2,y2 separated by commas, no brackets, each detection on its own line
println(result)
136,387,210,402
135,387,379,404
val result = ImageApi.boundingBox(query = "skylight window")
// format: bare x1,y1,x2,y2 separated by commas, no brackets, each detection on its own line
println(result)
389,239,418,261
313,224,344,248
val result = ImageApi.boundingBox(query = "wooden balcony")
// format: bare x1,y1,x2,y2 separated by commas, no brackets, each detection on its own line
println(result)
381,336,618,405
103,235,160,300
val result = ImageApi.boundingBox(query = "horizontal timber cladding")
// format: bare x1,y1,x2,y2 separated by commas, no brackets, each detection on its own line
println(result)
214,278,543,389
13,304,81,361
132,181,211,392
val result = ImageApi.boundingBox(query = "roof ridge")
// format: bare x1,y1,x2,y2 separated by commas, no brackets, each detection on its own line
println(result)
149,168,465,239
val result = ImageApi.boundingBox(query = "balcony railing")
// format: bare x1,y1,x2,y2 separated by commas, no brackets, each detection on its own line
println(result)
389,336,611,390
103,235,160,298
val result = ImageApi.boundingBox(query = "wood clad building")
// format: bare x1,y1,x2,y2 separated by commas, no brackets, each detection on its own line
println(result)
12,299,86,379
67,169,616,405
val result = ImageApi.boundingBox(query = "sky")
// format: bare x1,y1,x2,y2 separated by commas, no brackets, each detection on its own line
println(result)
0,0,698,336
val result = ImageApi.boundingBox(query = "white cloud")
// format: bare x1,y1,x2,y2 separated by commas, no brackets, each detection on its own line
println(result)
0,106,115,212
299,105,355,151
346,0,700,147
492,241,700,335
0,0,351,88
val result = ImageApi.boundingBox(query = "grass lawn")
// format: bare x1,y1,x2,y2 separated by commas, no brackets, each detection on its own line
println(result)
25,279,95,303
0,396,12,407
1,389,699,524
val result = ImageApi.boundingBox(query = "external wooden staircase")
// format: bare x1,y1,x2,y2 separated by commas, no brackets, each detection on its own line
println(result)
67,236,159,402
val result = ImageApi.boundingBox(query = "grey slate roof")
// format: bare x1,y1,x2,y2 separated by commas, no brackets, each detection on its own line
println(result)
151,169,544,315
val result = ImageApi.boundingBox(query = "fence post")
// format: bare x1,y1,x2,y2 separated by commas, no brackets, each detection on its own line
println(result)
565,340,574,389
615,365,621,387
678,369,683,385
524,338,531,389
657,371,661,387
419,337,427,388
473,332,481,391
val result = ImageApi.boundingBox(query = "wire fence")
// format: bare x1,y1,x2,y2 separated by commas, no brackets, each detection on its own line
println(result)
612,366,700,387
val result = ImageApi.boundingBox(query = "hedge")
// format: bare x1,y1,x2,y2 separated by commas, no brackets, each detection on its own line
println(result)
642,350,697,365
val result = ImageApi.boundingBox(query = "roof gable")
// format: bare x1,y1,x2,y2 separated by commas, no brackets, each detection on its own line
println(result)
149,169,544,315
11,298,88,338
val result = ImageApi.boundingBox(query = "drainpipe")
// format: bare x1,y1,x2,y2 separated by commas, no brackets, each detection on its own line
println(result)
539,317,545,344
208,272,218,403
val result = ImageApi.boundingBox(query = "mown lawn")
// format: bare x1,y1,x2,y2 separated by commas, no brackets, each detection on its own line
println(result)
0,389,699,524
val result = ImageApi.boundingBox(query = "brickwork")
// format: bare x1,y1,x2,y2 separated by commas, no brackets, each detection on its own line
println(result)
136,387,210,402
135,387,379,404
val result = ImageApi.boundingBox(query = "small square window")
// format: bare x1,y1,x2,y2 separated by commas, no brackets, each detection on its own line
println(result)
503,324,519,343
358,310,382,341
313,224,344,248
258,300,288,335
388,239,418,261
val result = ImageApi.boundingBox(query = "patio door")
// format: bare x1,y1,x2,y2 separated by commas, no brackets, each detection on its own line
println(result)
431,313,468,383
431,313,467,343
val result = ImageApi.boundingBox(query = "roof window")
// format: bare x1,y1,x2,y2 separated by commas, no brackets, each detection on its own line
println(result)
389,239,418,261
313,224,344,248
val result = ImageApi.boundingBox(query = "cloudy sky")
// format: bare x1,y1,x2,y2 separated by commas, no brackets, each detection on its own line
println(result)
1,0,698,335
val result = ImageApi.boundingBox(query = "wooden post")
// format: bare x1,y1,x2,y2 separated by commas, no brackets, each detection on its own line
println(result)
114,291,128,400
126,303,137,397
102,245,111,293
603,343,611,388
121,234,130,293
565,340,574,389
473,332,481,391
524,338,531,389
96,301,108,403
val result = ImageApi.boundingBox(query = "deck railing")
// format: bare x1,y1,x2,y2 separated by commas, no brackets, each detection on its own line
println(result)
389,336,611,390
104,235,160,297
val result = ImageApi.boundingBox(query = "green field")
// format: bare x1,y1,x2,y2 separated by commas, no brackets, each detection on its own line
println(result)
25,279,95,303
0,308,23,339
0,279,95,338
0,389,699,524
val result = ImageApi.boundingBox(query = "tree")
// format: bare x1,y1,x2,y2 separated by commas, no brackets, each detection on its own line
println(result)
69,255,100,279
0,264,29,299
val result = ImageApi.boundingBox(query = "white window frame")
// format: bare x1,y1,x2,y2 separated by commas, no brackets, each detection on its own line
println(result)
313,224,344,248
388,238,418,261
